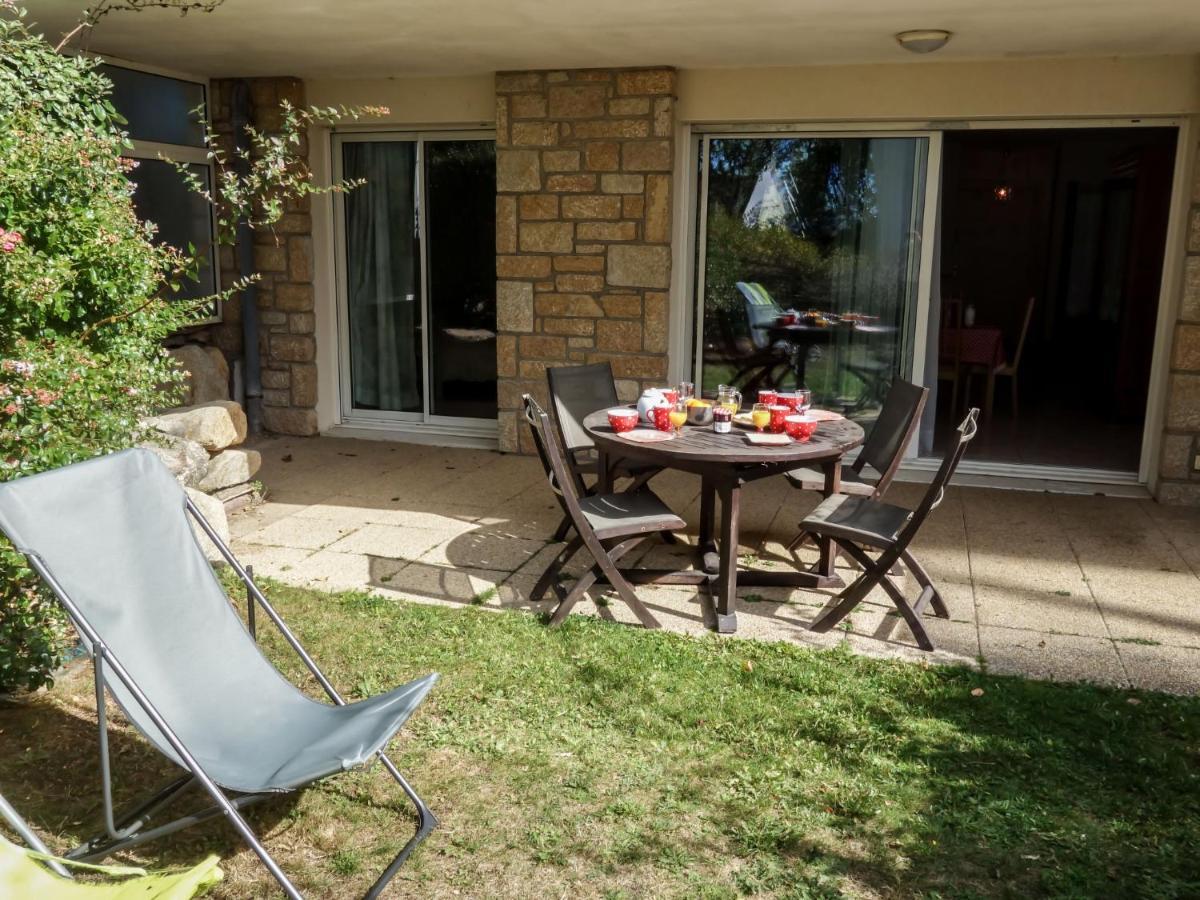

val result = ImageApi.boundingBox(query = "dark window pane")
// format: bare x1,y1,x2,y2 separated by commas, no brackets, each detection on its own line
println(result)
127,158,216,305
103,65,206,147
425,140,497,419
342,141,423,414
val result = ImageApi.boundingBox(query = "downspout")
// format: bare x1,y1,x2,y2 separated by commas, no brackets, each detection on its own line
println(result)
231,80,263,435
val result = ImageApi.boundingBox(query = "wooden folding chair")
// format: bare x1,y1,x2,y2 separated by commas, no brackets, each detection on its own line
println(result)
804,408,979,650
546,363,665,542
523,394,684,629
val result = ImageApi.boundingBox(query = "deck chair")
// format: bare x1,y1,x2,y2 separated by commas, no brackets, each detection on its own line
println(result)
0,449,439,900
804,408,979,651
2,787,222,898
545,362,665,542
523,394,685,629
785,379,928,555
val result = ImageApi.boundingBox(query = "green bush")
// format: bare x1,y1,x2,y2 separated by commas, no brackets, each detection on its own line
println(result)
0,9,198,693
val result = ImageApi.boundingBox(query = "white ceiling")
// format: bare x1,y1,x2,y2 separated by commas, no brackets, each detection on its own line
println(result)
31,0,1200,79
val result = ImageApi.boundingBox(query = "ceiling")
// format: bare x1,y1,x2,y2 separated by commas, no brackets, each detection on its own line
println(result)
30,0,1200,79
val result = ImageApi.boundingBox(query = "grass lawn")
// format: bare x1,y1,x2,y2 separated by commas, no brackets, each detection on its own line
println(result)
2,579,1199,898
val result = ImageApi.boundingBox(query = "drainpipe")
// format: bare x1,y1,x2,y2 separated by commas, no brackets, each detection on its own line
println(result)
231,80,263,435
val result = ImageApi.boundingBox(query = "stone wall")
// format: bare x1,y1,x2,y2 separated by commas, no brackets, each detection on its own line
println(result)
1156,139,1200,505
206,77,318,436
494,68,675,453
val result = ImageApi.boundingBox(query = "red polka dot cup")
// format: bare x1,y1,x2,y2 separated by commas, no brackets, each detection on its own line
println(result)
607,408,639,433
768,404,791,434
758,389,778,406
652,404,674,432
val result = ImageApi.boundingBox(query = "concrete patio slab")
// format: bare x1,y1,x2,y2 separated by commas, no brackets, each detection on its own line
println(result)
231,435,1200,695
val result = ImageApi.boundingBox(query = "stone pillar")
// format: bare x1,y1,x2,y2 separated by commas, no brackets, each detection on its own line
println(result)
494,68,675,453
1156,139,1200,505
208,77,318,437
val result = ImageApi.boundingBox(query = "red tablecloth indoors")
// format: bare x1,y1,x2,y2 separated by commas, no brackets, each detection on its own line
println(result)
940,327,1005,369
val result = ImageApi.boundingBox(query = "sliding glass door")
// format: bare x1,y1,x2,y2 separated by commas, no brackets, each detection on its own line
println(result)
694,134,929,422
335,132,496,430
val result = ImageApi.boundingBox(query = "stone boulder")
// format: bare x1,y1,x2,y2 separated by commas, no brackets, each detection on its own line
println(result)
169,344,230,406
185,486,229,560
198,448,262,492
138,435,209,488
148,400,247,452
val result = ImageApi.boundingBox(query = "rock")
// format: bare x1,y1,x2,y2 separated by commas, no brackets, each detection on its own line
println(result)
185,487,230,560
198,448,261,492
138,435,209,488
168,345,230,406
148,401,248,452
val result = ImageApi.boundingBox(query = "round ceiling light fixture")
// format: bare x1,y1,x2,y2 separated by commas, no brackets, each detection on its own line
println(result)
895,29,953,54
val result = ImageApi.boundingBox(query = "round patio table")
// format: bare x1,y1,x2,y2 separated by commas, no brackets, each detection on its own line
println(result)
583,409,865,633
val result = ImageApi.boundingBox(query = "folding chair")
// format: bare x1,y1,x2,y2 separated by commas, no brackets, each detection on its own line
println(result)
804,408,979,651
0,449,439,900
545,362,665,543
523,395,685,629
785,379,928,555
1,786,222,897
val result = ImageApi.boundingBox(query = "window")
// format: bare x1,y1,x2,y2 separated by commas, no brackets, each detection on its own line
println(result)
102,63,219,319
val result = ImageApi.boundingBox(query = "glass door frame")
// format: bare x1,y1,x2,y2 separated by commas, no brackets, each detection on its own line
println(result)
682,124,943,463
331,128,497,437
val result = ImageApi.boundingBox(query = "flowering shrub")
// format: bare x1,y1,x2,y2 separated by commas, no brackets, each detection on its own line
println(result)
0,8,200,692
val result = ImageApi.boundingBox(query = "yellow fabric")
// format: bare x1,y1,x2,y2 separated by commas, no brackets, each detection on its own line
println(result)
0,835,222,898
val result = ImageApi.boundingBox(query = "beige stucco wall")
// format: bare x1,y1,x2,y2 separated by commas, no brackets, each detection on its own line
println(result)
677,56,1200,123
305,75,495,126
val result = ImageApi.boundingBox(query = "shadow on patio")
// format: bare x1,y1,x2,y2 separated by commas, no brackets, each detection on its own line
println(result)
232,435,1200,695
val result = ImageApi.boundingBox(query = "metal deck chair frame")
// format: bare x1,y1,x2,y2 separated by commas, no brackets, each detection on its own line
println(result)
806,408,980,651
12,496,436,900
524,394,684,629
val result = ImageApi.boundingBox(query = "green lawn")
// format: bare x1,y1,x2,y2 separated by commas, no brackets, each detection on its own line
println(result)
2,580,1198,898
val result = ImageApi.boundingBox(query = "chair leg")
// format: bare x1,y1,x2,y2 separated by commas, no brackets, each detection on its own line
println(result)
551,513,573,543
838,544,936,650
900,548,949,618
366,755,440,900
809,542,888,633
786,529,813,553
531,537,582,603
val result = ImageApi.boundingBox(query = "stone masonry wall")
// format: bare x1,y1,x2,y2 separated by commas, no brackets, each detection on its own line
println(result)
206,77,318,436
1157,138,1200,505
494,68,675,453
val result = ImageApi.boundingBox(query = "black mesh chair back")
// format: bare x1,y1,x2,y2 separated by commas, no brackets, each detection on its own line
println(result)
547,363,619,455
852,379,929,494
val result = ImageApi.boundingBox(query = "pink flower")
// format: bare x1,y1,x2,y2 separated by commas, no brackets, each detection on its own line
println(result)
1,360,34,377
2,402,19,416
33,389,60,407
0,229,21,252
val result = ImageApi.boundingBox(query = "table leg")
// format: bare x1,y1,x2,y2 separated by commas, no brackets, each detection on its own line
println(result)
710,477,741,634
596,448,612,494
816,459,842,577
698,475,717,561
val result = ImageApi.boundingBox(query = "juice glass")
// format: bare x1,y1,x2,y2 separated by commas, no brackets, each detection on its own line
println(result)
668,401,688,433
750,403,771,432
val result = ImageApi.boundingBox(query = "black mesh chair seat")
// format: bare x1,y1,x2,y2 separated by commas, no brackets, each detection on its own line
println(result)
800,494,913,547
579,489,686,539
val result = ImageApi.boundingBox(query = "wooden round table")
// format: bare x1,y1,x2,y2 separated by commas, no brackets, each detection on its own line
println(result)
582,409,865,633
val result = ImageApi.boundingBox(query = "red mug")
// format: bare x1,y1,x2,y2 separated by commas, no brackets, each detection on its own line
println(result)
768,404,791,434
758,389,778,406
661,389,679,405
652,404,673,432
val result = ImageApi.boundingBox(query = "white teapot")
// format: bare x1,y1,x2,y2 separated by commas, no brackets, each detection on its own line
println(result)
637,388,670,423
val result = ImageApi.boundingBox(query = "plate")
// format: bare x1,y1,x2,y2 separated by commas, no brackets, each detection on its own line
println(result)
806,409,845,422
731,412,757,429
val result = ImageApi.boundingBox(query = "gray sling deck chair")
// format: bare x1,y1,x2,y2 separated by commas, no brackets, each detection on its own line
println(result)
0,449,438,900
804,408,979,651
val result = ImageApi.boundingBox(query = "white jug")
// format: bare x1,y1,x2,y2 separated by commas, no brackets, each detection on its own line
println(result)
637,388,669,423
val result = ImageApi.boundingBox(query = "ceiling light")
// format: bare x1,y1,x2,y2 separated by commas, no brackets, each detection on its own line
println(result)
896,30,953,54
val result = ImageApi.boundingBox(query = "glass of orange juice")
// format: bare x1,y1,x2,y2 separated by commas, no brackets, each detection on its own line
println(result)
750,402,771,433
668,401,688,433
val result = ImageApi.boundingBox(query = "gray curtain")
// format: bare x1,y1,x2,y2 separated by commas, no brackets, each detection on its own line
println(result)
920,179,943,456
344,141,421,413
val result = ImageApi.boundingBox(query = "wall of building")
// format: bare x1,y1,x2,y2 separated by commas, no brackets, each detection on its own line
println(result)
1157,133,1200,504
492,68,675,453
208,76,319,436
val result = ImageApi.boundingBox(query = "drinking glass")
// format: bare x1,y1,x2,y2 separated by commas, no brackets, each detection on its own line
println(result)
677,381,695,403
668,401,688,433
750,402,771,433
794,388,812,413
